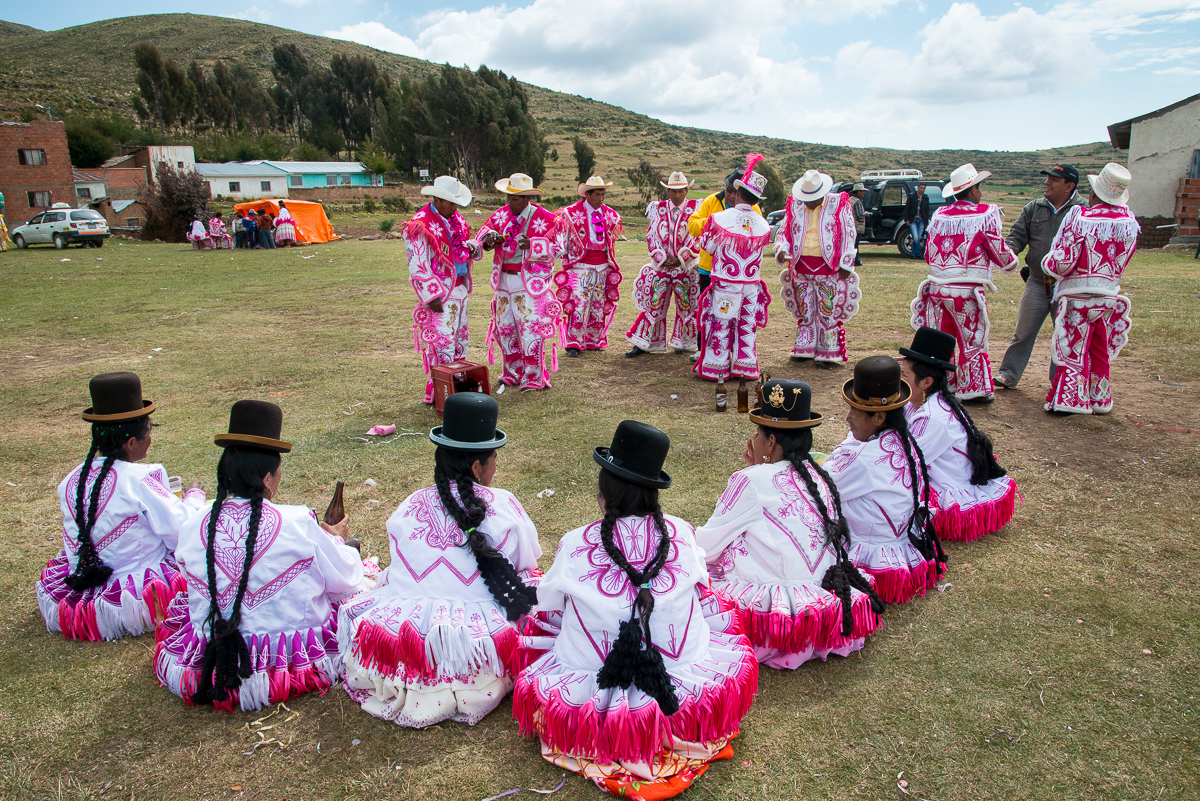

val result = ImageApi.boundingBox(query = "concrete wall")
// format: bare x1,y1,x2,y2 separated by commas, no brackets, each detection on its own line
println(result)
286,185,415,202
1127,97,1200,218
134,146,196,182
74,181,106,204
0,120,74,227
203,175,289,200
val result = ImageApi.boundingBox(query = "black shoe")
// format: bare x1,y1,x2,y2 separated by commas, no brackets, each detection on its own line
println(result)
626,346,645,358
963,394,995,405
344,537,362,554
674,348,686,354
565,348,581,357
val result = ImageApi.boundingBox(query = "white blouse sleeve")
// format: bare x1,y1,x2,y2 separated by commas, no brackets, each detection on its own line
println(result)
823,441,876,503
305,512,365,597
694,470,762,567
135,465,204,553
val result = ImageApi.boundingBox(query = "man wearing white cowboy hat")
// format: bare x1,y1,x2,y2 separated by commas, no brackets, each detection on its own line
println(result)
403,175,483,403
553,175,624,356
473,172,566,391
1041,162,1139,414
911,163,1019,402
693,154,773,382
625,171,702,357
774,169,861,364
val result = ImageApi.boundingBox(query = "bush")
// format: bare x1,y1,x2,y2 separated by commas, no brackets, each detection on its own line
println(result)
379,218,395,233
380,196,413,214
362,197,377,213
140,162,211,243
65,123,116,169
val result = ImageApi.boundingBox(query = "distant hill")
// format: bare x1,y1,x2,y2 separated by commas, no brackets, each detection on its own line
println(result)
0,14,1119,200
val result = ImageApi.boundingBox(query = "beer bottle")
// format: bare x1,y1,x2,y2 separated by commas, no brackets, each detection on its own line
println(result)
324,480,346,525
716,379,727,412
737,378,749,413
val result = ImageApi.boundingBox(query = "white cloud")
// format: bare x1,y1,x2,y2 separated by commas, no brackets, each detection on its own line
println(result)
327,21,421,57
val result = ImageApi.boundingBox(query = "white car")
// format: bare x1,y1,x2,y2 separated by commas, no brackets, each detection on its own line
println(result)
11,203,110,249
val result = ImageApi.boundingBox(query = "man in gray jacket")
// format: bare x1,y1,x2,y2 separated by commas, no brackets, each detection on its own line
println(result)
994,164,1087,389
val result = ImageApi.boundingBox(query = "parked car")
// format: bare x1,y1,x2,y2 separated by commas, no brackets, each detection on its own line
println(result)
766,209,785,239
854,172,948,257
11,203,110,249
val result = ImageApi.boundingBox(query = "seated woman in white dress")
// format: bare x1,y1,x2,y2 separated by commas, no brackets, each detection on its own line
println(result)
187,217,213,249
899,328,1020,542
339,393,540,727
155,401,365,712
825,356,947,604
273,202,299,246
515,421,757,800
207,214,233,249
36,372,207,641
696,379,884,669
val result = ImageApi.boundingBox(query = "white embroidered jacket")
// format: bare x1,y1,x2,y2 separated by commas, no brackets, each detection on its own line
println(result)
645,198,701,271
1042,203,1139,300
698,205,772,284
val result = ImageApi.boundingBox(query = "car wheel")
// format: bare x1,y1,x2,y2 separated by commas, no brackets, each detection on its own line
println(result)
897,226,915,258
94,240,104,249
53,234,66,250
13,235,26,249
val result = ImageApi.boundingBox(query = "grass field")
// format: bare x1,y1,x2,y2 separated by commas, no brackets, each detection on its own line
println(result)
1,231,1198,801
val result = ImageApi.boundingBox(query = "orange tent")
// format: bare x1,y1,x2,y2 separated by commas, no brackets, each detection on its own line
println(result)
233,199,339,244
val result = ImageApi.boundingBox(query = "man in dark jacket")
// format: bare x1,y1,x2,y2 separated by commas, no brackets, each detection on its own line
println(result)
994,164,1086,389
904,183,930,258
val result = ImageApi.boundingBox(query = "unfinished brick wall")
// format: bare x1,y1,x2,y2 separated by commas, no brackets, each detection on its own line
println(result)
0,120,74,228
1173,178,1200,238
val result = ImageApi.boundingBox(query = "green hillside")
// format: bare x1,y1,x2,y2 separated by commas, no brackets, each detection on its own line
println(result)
0,13,1119,199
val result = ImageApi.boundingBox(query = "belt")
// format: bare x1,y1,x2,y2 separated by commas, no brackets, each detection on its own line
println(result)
501,264,522,274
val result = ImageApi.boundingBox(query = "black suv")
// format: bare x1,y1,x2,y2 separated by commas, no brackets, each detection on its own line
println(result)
853,175,949,257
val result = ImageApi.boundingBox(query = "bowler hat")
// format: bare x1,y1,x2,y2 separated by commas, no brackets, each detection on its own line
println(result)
749,379,823,429
842,356,912,412
215,400,292,452
82,372,155,422
430,393,507,450
899,327,957,373
593,420,671,489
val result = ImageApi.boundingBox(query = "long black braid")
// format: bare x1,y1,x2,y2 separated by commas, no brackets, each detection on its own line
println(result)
192,446,279,706
432,446,537,621
769,427,885,635
912,361,1007,485
594,469,680,715
65,416,152,591
880,408,947,570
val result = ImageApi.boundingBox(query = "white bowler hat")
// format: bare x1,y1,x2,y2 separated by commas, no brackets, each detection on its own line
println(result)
660,171,694,189
944,163,991,198
1088,162,1131,206
792,170,833,202
495,173,542,196
421,175,472,207
578,175,614,197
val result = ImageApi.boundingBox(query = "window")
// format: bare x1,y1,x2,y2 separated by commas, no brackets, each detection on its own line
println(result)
71,210,104,221
28,214,44,225
260,180,271,192
77,187,92,199
881,186,906,207
290,175,303,188
228,181,241,193
340,174,351,186
48,212,66,222
326,174,337,186
177,161,184,169
18,149,47,166
27,191,52,207
126,218,141,228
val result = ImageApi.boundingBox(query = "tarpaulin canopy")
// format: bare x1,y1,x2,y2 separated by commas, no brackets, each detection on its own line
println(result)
233,199,339,244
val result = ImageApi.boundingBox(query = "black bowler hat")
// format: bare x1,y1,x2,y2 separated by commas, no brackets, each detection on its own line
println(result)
1040,164,1079,185
900,327,957,373
430,393,507,450
750,379,823,429
82,372,155,422
215,400,292,453
842,355,911,412
593,420,671,489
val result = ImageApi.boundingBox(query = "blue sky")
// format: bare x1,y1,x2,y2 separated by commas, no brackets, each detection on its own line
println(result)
7,1,1200,151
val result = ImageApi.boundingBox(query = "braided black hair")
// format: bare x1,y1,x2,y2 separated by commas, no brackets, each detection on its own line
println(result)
879,409,947,570
433,446,536,622
911,361,1007,485
768,427,884,635
64,416,152,592
192,446,279,706
593,469,680,715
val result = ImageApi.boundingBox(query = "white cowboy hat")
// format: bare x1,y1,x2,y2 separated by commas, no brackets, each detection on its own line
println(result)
495,173,542,196
578,175,614,197
944,163,991,198
1087,162,1131,206
792,170,833,201
660,171,694,190
421,175,472,207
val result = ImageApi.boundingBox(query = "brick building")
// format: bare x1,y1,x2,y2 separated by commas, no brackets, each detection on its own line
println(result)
0,120,74,228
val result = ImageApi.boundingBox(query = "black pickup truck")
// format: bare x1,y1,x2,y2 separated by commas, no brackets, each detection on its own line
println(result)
856,174,948,257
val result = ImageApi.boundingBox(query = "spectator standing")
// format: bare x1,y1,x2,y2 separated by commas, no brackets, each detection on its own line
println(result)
257,211,277,249
241,212,257,249
904,183,931,258
993,165,1086,389
0,190,9,251
848,182,867,267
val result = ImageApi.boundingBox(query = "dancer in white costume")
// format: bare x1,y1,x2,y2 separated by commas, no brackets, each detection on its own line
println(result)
696,379,883,669
36,372,207,642
340,393,541,727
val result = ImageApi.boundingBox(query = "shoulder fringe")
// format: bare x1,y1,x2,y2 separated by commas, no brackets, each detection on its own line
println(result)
708,220,771,259
1073,211,1141,241
930,203,1002,237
